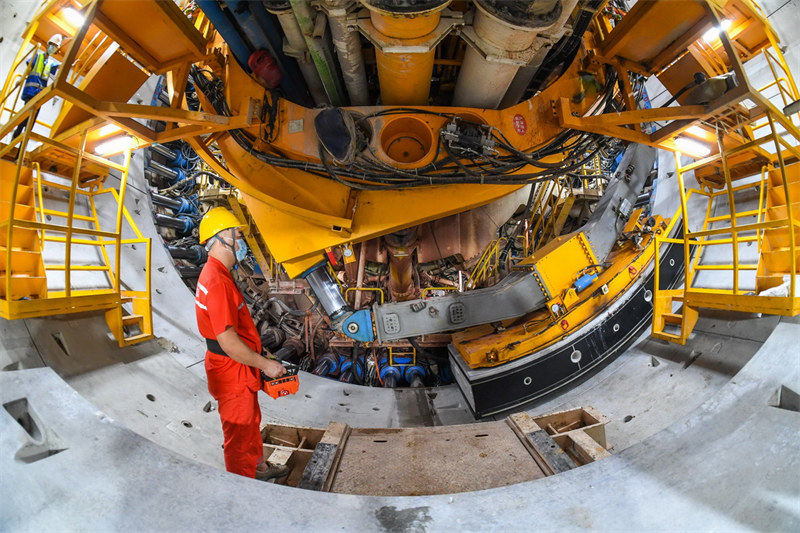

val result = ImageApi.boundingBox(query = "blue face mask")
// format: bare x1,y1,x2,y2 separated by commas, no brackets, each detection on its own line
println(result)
234,238,248,262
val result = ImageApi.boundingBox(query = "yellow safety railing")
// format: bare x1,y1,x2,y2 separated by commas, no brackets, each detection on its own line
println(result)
652,112,799,343
388,346,416,367
647,0,800,344
0,0,233,344
1,104,153,345
345,286,385,306
467,237,506,289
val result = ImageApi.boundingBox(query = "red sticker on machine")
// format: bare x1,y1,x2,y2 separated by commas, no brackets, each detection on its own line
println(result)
513,114,527,135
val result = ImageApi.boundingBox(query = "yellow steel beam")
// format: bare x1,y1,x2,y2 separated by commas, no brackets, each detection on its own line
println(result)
187,136,355,231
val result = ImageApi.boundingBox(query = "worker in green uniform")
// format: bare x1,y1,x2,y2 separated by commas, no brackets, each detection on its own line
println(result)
13,34,64,139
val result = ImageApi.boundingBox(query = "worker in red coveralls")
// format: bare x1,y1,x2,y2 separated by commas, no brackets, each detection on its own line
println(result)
195,207,286,479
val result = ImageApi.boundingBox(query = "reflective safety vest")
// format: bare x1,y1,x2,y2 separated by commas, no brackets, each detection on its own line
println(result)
21,52,58,101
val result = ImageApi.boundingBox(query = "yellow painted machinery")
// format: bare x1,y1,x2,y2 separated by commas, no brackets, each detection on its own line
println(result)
0,0,797,412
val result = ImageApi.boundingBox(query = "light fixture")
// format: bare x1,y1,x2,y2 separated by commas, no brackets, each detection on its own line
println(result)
740,98,757,110
96,123,122,137
61,7,85,29
95,135,136,156
702,19,732,44
674,136,712,158
686,125,707,137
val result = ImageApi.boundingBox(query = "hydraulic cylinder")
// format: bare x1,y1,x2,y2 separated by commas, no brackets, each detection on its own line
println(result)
322,0,369,105
453,0,560,109
264,0,330,105
361,0,450,105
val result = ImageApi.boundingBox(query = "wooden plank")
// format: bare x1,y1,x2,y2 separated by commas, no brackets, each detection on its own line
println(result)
566,430,612,463
507,412,578,475
267,447,294,466
297,422,350,492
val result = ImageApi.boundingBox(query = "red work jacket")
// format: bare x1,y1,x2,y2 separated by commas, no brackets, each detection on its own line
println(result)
195,256,262,395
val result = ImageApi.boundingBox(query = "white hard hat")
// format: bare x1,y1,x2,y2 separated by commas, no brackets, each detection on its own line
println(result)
48,34,64,48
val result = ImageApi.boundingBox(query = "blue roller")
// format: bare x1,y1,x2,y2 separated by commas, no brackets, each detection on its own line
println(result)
573,272,599,293
313,352,340,376
339,358,365,383
403,365,426,388
378,357,401,388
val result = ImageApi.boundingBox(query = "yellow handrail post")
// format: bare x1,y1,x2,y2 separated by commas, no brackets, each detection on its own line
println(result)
756,166,768,255
766,111,797,300
113,149,133,293
32,162,45,242
716,129,740,294
674,151,692,296
64,130,89,300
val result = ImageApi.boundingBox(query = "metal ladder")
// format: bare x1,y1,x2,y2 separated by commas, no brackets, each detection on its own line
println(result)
652,112,799,344
0,0,220,345
1,121,153,346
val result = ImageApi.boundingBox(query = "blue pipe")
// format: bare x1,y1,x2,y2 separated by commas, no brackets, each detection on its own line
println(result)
196,0,253,72
339,358,364,383
314,352,340,376
224,0,311,106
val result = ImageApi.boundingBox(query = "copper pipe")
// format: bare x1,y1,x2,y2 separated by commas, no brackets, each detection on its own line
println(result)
354,241,367,308
385,228,418,301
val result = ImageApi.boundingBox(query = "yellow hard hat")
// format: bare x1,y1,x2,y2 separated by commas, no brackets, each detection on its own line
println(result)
198,207,244,244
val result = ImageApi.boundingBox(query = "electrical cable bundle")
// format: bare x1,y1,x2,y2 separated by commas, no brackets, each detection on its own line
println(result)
191,62,624,190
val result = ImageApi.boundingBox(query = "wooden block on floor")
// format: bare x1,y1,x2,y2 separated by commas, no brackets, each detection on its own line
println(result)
507,412,578,475
297,422,350,492
267,447,294,467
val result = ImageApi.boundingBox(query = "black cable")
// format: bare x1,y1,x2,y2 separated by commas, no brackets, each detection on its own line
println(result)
191,65,620,190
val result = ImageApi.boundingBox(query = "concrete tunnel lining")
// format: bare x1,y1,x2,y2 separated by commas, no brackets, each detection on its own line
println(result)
1,0,799,527
1,316,797,529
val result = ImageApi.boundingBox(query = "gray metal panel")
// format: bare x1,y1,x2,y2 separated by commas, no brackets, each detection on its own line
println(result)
372,144,655,342
583,144,657,259
374,271,546,343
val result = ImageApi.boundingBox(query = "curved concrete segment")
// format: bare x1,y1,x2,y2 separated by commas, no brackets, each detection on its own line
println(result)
1,318,797,530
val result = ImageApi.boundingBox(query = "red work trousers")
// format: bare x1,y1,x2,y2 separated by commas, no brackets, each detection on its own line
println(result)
205,352,263,478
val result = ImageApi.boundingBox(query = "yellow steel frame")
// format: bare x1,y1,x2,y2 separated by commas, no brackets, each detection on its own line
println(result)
652,102,799,343
467,237,506,289
388,346,416,368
